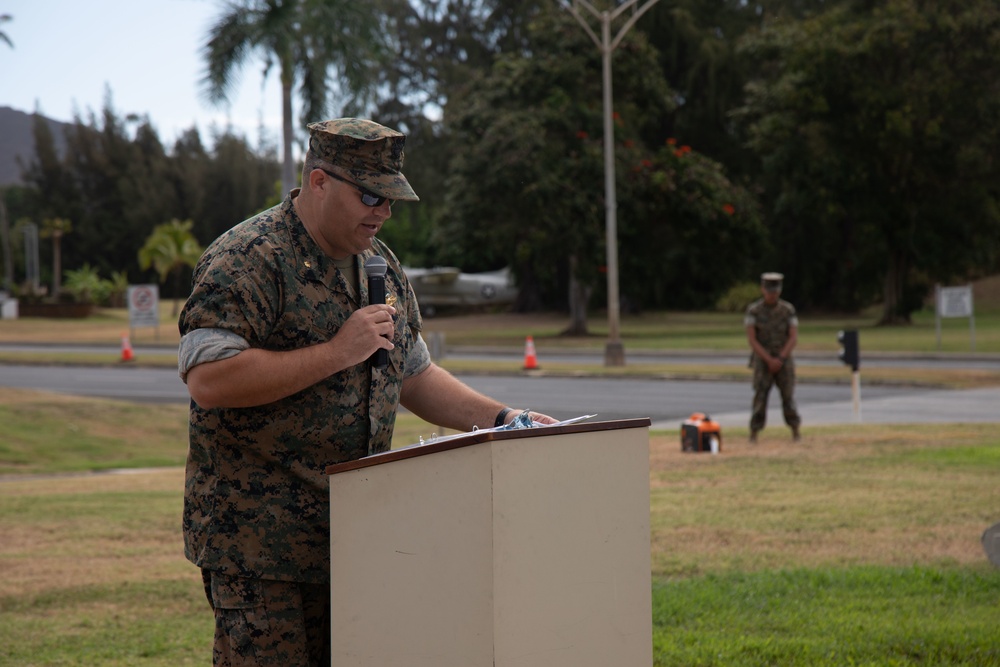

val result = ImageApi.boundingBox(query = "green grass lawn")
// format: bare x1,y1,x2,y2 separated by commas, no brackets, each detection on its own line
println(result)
653,567,1000,665
1,388,998,665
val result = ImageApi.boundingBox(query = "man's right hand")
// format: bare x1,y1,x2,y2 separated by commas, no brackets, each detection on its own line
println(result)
330,304,396,365
766,356,784,374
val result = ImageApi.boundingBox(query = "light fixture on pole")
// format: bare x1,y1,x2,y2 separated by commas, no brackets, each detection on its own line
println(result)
560,0,662,367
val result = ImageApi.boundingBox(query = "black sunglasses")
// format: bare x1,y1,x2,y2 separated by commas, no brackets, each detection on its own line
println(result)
320,169,393,208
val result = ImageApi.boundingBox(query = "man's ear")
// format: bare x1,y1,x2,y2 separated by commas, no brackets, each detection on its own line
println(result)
306,168,330,196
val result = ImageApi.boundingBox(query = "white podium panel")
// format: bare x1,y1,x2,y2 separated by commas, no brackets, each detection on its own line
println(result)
327,419,652,667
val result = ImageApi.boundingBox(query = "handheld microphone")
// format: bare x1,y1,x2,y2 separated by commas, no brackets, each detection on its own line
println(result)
364,255,389,368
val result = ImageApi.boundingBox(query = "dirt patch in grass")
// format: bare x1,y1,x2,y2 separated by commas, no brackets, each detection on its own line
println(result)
3,548,194,601
0,469,192,599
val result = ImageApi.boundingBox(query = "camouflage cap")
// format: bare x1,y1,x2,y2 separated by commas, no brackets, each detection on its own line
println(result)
306,118,419,202
761,272,784,291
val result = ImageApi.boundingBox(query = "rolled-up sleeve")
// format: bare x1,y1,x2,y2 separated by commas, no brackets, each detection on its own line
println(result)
177,328,250,383
404,332,431,379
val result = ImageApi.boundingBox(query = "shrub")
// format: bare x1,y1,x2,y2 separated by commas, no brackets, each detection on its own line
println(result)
63,264,113,305
716,281,760,313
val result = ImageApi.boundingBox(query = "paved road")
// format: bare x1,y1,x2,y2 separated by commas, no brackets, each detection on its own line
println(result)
5,342,1000,370
451,347,1000,371
2,362,997,430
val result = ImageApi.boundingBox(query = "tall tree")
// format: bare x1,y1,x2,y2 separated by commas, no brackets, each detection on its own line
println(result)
55,99,175,282
377,0,544,113
21,98,280,296
21,112,75,220
201,0,389,195
615,140,765,311
169,128,211,226
19,112,80,291
370,1,548,268
198,130,282,244
737,0,1000,322
638,0,846,173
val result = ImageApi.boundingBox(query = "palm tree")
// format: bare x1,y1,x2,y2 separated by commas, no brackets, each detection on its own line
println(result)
201,0,388,195
138,219,204,316
39,217,72,297
0,14,13,49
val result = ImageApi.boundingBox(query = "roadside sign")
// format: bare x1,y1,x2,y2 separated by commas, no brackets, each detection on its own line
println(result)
938,285,973,318
935,284,975,351
128,284,160,329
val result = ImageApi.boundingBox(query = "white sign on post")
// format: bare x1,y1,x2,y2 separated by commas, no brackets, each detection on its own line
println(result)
127,284,160,331
938,285,973,318
935,284,975,351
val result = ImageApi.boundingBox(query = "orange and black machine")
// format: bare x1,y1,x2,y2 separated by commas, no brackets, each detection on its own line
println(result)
680,412,722,453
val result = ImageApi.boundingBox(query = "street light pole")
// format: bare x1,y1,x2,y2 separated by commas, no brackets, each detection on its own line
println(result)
599,12,624,366
560,0,662,366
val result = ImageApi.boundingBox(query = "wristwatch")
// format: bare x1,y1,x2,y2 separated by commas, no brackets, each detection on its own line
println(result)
494,407,514,428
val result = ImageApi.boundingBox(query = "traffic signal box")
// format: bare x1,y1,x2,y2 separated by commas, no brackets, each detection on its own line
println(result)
838,330,860,371
681,412,722,453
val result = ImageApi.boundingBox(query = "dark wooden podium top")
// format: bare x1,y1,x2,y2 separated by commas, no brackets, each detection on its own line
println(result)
325,417,651,476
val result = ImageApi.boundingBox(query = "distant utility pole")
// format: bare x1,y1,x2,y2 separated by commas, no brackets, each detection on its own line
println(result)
0,199,12,293
23,222,39,294
559,0,662,367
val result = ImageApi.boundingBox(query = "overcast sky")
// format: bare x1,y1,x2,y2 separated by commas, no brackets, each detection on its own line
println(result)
1,0,284,147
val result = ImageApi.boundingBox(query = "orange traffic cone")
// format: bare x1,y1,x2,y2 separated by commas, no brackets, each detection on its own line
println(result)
522,336,538,370
121,332,134,362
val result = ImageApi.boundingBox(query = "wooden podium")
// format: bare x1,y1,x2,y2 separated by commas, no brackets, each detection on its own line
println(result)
325,418,652,667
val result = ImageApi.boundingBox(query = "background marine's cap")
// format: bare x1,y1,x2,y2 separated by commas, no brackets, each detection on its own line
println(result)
307,118,419,202
761,272,784,291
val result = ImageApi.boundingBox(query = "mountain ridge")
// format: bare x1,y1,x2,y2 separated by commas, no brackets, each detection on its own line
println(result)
0,106,70,186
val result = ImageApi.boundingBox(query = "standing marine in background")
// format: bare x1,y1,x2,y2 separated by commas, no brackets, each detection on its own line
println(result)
745,272,802,442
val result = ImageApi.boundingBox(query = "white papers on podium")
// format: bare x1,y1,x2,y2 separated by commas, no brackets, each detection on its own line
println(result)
400,414,599,451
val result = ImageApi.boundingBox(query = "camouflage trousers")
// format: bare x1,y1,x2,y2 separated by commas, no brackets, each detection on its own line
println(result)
202,569,330,667
750,357,801,433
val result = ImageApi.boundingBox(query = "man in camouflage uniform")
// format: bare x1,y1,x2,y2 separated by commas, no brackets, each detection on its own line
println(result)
745,272,801,443
177,118,556,667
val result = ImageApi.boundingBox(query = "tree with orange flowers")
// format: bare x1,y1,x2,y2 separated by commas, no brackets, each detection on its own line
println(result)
441,7,762,324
